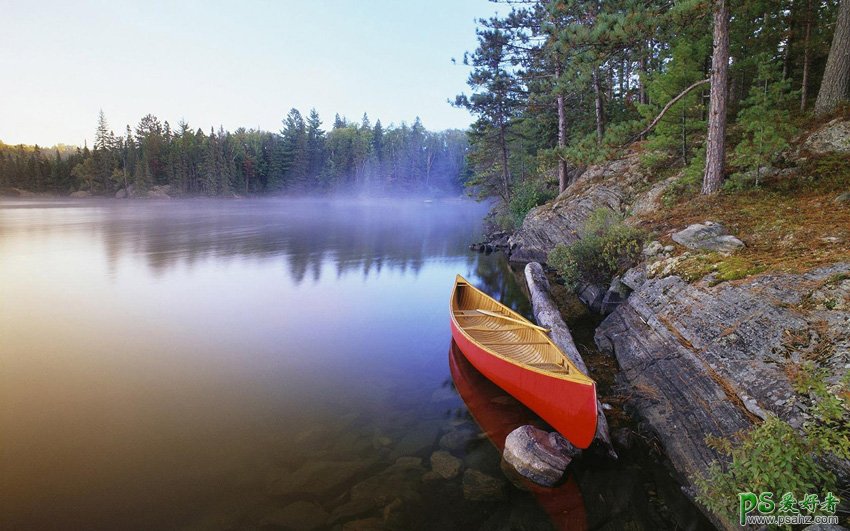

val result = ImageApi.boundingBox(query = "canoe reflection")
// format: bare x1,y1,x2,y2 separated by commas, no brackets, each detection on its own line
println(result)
449,341,588,531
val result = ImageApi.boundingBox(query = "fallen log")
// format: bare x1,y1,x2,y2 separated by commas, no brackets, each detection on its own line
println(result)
524,261,618,459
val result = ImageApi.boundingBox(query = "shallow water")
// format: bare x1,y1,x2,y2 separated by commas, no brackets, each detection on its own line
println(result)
0,198,709,530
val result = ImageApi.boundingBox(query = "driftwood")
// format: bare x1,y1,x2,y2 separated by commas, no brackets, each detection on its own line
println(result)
524,262,618,459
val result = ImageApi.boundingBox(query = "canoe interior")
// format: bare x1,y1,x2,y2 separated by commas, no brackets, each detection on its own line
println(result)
451,276,591,384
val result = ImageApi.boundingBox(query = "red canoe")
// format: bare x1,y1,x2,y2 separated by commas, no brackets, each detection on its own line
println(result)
449,275,598,449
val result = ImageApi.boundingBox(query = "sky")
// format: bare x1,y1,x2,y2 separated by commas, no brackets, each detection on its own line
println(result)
0,0,502,147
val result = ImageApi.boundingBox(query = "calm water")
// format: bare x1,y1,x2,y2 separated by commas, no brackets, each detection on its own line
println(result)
0,198,709,531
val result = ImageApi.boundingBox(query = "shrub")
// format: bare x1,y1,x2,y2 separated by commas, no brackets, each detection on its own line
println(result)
694,416,836,525
696,366,850,526
508,179,557,227
548,208,648,289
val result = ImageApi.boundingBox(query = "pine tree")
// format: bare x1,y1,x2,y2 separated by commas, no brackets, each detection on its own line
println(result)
815,0,850,115
702,0,731,195
454,20,524,201
733,57,798,184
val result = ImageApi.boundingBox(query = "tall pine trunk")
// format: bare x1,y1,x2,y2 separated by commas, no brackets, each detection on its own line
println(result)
814,0,850,116
499,124,511,202
556,65,568,194
702,0,730,195
801,0,813,111
593,68,605,144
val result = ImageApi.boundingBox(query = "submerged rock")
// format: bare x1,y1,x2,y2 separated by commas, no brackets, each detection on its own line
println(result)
260,500,329,531
502,425,580,487
671,221,744,253
349,457,425,508
429,450,462,479
268,459,375,498
342,517,386,531
328,497,377,525
437,428,474,452
462,469,507,501
388,419,444,460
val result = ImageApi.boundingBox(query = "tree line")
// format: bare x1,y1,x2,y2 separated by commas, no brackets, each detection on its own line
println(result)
0,110,468,196
455,0,850,206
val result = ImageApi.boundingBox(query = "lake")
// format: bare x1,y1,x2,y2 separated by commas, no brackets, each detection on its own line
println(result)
0,198,709,530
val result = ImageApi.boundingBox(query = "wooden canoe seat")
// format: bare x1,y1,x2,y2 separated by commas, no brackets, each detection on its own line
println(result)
528,362,570,373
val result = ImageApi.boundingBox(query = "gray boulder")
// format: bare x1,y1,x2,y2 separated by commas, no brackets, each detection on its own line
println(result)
800,118,850,155
671,221,744,253
502,425,580,487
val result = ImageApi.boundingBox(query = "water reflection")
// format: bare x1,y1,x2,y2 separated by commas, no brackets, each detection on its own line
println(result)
449,342,587,530
0,198,489,282
0,198,545,530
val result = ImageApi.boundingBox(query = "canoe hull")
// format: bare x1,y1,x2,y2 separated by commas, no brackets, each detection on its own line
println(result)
450,318,598,449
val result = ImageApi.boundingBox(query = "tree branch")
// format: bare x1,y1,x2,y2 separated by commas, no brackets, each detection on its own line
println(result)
625,78,710,145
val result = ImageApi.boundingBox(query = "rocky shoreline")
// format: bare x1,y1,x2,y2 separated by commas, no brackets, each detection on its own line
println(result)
480,118,850,529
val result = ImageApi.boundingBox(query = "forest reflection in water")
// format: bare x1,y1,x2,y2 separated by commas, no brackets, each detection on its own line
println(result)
0,197,545,530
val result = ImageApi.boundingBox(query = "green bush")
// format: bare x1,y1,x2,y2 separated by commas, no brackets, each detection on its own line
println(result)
696,366,850,526
548,208,647,289
694,416,837,525
508,179,557,227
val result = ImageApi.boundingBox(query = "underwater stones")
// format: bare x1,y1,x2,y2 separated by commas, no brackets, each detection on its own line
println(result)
429,450,462,479
438,428,474,452
269,459,374,498
462,469,507,501
342,517,386,531
349,457,425,508
328,497,377,525
260,500,329,531
429,386,456,402
502,425,579,487
388,419,443,459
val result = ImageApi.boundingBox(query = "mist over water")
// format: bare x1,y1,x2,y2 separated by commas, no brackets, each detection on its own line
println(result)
0,197,538,529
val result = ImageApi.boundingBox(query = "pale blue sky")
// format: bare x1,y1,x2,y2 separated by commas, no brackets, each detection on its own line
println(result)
0,0,501,146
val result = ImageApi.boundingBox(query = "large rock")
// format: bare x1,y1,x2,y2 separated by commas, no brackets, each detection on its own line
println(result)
671,221,745,253
508,152,647,263
69,190,91,198
502,425,580,487
800,118,850,155
594,263,850,512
